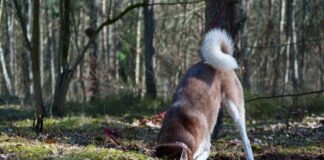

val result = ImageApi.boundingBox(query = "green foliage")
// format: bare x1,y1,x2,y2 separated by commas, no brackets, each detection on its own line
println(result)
118,51,127,62
306,95,324,113
244,90,281,119
246,99,281,119
245,91,324,120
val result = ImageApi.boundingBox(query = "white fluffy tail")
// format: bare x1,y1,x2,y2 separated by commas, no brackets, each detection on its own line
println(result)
200,29,239,70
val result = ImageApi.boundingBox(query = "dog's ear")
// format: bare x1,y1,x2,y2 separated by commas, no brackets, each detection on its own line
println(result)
180,149,188,160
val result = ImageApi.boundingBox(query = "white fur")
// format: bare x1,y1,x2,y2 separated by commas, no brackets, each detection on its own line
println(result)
201,29,239,70
193,139,211,160
225,100,254,160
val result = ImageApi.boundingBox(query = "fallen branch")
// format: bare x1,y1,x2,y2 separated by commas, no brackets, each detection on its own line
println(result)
103,128,127,151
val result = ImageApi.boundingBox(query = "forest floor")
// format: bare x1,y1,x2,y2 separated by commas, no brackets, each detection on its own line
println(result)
0,104,323,160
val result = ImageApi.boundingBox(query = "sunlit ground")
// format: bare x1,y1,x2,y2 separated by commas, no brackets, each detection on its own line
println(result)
0,104,323,160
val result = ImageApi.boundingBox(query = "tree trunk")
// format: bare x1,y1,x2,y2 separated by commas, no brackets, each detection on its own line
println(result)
241,0,251,90
31,0,45,133
52,0,71,116
78,8,86,103
272,0,286,95
143,0,157,98
44,1,55,102
4,2,15,94
52,70,72,116
21,0,32,101
0,47,13,96
287,0,299,91
284,37,291,92
104,0,112,82
135,8,142,92
0,0,13,95
88,0,99,102
299,0,308,89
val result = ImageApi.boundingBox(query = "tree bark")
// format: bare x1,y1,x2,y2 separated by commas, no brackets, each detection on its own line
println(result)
88,0,99,102
0,1,13,96
241,0,251,90
0,48,13,96
52,0,71,116
135,8,143,91
5,2,15,94
21,0,32,101
284,37,291,91
299,0,308,89
143,0,157,98
287,0,299,91
135,8,142,92
31,0,45,133
272,0,286,95
44,1,55,102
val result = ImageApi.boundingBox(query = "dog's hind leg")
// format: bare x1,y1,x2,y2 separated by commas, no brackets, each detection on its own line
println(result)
224,100,254,160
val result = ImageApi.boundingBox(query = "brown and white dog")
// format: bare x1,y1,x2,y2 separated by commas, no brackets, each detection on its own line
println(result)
155,29,254,160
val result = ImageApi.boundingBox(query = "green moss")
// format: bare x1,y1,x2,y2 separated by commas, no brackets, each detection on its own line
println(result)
0,133,149,160
0,140,52,160
277,144,324,155
62,147,147,160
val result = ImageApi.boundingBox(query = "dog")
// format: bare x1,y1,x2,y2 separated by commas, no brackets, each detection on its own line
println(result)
155,29,254,160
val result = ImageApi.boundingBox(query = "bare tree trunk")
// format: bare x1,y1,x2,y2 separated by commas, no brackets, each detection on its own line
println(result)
78,8,86,103
26,0,33,98
21,0,32,101
0,0,13,95
287,0,299,91
52,0,71,116
5,2,15,94
111,1,122,83
143,0,157,98
135,8,142,92
44,1,60,113
299,0,308,89
272,0,286,95
31,0,45,133
0,48,13,96
284,37,291,91
104,0,112,82
240,0,251,90
87,0,99,102
44,1,55,101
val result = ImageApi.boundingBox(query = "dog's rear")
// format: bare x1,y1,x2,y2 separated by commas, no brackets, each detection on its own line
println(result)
156,29,254,160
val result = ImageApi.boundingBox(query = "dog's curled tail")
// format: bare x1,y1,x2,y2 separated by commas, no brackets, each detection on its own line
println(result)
200,29,238,70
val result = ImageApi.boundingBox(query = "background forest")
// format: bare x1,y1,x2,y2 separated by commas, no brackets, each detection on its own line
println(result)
0,0,323,159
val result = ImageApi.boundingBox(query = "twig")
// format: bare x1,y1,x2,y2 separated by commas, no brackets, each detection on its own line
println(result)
150,0,204,6
248,37,324,49
245,90,324,103
70,2,148,72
